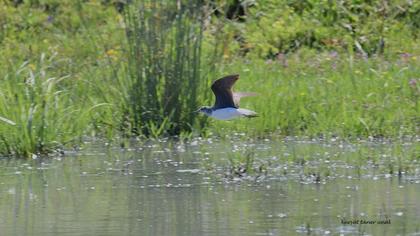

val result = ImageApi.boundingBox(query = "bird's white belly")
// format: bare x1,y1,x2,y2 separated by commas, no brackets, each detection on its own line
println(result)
211,108,243,120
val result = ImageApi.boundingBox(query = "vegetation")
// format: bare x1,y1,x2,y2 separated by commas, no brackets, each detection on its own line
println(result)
0,0,419,157
218,0,420,58
0,55,95,157
214,52,419,138
122,0,211,136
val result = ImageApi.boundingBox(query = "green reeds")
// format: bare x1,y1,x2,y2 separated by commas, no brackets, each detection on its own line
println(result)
0,54,93,157
122,0,210,136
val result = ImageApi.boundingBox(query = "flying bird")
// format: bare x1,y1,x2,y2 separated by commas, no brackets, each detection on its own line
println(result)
197,74,257,120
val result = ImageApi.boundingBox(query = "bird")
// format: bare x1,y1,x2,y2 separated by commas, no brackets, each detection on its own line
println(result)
197,74,258,120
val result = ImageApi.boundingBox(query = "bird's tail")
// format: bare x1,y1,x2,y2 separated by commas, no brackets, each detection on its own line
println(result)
245,113,258,118
238,108,258,118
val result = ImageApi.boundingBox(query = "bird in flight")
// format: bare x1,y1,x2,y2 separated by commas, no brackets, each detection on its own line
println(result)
197,74,258,120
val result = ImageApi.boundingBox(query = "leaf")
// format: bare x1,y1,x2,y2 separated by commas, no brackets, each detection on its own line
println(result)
0,116,16,126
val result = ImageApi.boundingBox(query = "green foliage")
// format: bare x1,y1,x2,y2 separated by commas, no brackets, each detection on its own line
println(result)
0,1,119,157
0,0,418,157
214,49,419,138
121,0,211,136
219,0,420,58
0,53,95,157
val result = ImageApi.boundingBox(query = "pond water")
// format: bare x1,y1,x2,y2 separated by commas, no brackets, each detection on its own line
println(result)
0,138,419,235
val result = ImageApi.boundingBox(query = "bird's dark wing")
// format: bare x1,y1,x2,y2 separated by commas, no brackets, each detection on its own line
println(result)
233,92,258,107
211,74,239,109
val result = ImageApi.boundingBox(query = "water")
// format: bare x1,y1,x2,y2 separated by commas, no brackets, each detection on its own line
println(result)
0,138,419,235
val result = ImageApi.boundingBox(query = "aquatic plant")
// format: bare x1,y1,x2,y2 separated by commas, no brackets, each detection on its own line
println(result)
121,0,212,136
0,54,95,157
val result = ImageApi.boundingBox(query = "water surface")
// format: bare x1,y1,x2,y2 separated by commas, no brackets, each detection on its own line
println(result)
0,138,419,235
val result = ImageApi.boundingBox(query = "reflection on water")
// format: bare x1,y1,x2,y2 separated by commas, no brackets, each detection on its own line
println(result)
0,139,419,235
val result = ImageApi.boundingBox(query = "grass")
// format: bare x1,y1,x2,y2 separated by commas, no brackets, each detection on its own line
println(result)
121,0,210,136
0,54,96,157
0,1,419,157
212,50,419,138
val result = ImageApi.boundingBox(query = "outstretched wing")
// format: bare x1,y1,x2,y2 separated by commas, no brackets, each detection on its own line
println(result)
233,92,258,107
211,74,239,109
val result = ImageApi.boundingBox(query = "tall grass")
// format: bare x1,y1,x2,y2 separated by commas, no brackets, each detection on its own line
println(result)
0,1,120,157
121,0,211,136
0,53,94,157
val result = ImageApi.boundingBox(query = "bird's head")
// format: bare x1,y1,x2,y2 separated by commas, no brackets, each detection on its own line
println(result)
195,106,212,116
